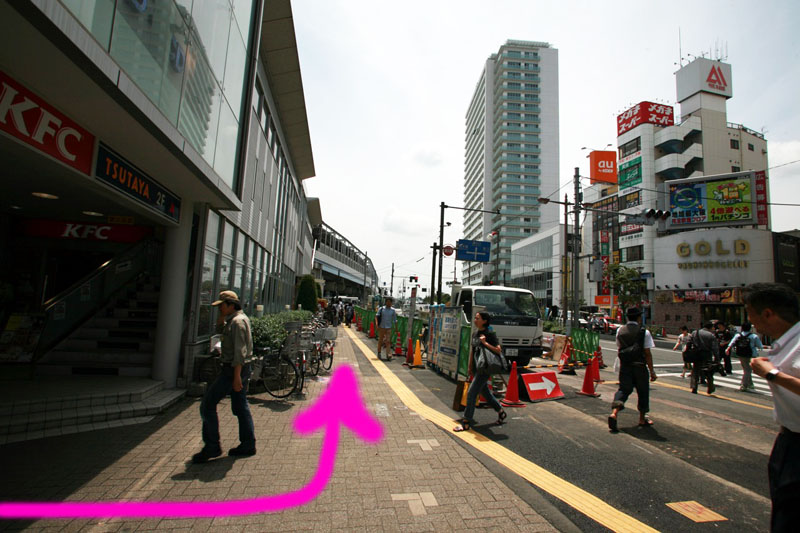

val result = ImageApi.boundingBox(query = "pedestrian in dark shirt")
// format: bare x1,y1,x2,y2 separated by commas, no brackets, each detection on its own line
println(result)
715,322,733,375
691,322,719,395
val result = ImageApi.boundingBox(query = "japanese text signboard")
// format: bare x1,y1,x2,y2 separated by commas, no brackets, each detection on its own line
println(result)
618,157,642,189
617,101,674,136
0,70,95,175
669,172,757,229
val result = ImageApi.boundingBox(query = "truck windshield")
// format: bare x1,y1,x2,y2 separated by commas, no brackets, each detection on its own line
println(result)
474,290,541,318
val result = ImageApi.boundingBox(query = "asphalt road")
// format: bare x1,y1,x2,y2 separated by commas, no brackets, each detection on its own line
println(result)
358,334,777,532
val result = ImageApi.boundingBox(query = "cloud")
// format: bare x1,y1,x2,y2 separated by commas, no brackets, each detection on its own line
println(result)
413,151,443,167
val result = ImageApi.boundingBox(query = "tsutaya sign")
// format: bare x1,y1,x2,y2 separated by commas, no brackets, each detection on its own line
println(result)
0,70,95,175
654,228,773,288
677,57,733,101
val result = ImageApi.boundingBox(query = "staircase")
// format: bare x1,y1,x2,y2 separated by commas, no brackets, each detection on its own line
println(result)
37,276,160,377
0,376,185,445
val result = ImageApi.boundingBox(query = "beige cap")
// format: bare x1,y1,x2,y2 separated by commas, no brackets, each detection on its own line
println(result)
212,290,239,306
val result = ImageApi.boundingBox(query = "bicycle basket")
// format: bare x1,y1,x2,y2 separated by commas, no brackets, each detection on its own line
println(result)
313,329,326,342
283,321,303,332
322,327,338,340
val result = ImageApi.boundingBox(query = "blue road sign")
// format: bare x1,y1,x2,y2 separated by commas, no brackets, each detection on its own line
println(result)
456,239,491,262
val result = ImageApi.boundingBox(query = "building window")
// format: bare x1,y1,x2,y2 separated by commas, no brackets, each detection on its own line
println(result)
732,166,741,172
748,143,755,151
730,139,740,149
619,138,641,159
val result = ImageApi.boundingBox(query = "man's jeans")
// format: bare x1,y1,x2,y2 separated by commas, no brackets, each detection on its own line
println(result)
200,363,255,451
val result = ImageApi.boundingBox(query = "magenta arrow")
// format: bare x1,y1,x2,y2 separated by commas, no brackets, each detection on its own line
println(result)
0,365,383,519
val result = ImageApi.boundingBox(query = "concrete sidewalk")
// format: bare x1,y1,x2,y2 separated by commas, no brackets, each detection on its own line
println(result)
0,327,558,532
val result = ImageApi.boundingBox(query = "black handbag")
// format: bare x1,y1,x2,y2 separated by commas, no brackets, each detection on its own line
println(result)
475,346,506,375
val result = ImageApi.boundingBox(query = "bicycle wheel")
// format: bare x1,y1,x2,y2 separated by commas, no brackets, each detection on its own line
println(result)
262,355,299,398
309,347,321,376
320,342,334,371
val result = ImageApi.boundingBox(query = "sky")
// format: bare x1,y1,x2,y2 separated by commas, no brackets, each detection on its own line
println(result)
292,0,800,298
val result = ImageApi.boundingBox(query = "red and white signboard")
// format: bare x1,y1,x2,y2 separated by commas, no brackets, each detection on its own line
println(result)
520,371,564,402
617,101,674,136
21,219,153,243
443,245,454,256
0,70,95,175
755,171,768,226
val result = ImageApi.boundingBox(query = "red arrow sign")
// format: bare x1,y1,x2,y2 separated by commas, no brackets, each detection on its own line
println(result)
520,371,564,402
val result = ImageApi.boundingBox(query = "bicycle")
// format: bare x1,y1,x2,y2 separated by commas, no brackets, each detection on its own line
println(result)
252,346,300,398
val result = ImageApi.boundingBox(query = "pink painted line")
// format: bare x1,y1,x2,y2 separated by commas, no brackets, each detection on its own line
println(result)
0,365,383,519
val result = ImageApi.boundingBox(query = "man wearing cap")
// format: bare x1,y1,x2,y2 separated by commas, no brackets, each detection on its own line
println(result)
192,290,256,463
375,297,397,360
608,307,657,432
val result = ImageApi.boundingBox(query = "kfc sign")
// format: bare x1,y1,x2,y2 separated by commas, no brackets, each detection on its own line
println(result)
0,70,95,175
617,101,674,136
589,151,617,184
21,219,153,243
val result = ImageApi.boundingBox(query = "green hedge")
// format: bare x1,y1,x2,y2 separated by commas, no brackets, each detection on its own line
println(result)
251,310,313,349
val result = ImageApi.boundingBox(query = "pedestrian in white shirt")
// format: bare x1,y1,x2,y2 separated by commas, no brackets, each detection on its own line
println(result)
744,282,800,532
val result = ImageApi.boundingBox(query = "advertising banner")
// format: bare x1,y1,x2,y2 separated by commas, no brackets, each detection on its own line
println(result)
706,178,752,223
618,157,642,189
617,101,674,135
669,182,708,225
755,171,768,226
589,151,617,184
0,70,95,175
621,190,641,210
434,307,463,376
671,288,739,304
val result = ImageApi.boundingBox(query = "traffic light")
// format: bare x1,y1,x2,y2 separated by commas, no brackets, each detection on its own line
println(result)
409,276,418,283
642,209,671,225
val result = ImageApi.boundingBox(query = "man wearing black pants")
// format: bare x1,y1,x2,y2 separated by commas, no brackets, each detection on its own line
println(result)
745,283,800,532
608,307,657,431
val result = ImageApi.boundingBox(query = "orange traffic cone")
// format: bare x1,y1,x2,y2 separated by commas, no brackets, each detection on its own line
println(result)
501,362,525,407
577,357,601,397
411,340,424,368
596,344,606,368
558,338,576,375
394,331,403,356
368,321,375,338
592,354,604,383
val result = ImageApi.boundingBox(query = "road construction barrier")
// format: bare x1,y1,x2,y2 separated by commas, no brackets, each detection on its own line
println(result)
518,369,564,402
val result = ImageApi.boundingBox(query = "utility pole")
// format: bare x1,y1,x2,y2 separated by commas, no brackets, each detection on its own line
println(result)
362,251,368,306
430,242,437,304
562,194,568,326
572,167,582,334
437,202,445,303
390,263,394,298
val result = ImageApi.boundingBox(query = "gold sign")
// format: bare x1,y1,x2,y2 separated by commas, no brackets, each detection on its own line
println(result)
677,239,749,258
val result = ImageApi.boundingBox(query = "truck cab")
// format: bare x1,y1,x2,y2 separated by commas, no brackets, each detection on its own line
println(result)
451,284,543,367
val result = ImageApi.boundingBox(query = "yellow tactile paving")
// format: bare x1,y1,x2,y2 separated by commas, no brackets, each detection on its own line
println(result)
344,327,660,533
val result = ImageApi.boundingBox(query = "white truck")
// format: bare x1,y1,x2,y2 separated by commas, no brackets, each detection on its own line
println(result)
450,284,544,367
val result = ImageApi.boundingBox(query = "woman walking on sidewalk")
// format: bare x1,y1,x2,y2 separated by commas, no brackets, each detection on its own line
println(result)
454,312,507,432
673,325,692,378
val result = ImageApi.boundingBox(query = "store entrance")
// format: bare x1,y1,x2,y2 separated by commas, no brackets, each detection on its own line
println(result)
701,304,745,326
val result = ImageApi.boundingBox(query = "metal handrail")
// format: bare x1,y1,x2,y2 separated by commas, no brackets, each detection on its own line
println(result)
33,238,161,362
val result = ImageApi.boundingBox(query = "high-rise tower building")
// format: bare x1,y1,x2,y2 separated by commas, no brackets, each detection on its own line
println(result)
462,40,559,285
